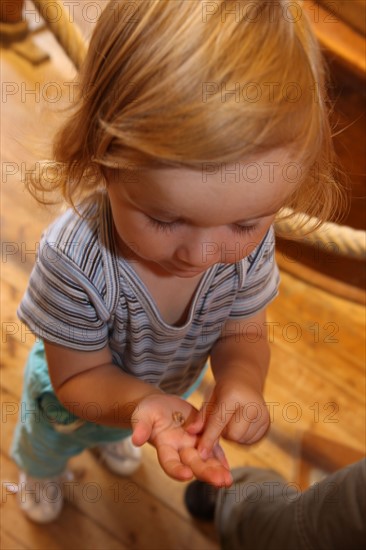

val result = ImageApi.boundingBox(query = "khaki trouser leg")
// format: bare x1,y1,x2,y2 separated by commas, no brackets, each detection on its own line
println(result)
216,459,366,550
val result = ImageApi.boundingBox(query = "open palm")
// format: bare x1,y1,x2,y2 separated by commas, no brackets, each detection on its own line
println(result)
131,393,232,487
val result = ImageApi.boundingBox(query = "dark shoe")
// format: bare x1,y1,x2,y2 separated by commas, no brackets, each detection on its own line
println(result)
184,480,219,521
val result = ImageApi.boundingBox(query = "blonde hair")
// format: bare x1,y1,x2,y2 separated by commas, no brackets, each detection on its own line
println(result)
29,0,347,225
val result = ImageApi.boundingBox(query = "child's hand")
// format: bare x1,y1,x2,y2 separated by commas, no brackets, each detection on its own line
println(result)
187,381,270,460
131,393,232,487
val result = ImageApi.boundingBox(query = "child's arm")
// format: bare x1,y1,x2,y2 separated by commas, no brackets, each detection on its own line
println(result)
187,309,271,458
45,341,232,487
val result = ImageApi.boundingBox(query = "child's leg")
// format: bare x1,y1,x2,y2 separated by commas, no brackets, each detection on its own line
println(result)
10,340,83,478
11,340,135,477
10,340,83,522
11,340,134,522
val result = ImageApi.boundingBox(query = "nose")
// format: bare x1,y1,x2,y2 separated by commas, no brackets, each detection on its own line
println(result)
175,230,222,268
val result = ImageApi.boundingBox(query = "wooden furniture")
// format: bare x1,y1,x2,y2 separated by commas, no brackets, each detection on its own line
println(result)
277,1,366,296
0,0,49,63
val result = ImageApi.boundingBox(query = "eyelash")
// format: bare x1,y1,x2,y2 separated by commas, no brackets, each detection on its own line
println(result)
147,217,257,236
231,224,257,237
147,218,181,234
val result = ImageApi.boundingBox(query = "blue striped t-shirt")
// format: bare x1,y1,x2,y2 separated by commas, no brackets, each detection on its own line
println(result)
18,195,280,395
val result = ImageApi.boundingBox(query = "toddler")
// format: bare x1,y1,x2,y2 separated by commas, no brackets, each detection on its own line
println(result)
12,0,343,523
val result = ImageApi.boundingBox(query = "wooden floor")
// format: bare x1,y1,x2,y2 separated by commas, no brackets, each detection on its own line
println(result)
1,6,365,550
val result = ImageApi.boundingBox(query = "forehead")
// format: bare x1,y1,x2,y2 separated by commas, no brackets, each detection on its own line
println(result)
122,148,300,223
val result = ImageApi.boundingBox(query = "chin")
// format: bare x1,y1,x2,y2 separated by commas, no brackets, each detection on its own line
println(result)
168,267,206,278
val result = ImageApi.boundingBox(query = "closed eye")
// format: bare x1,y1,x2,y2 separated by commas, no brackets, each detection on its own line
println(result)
231,224,258,236
147,216,258,236
146,217,180,233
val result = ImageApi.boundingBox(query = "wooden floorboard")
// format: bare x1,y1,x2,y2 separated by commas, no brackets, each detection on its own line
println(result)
0,528,29,550
1,456,129,550
1,385,219,550
1,4,365,549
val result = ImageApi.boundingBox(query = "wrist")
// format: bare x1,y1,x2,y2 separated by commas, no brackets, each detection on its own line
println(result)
213,362,267,395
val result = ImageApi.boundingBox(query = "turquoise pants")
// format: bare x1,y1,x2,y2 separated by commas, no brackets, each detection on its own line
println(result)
11,340,206,478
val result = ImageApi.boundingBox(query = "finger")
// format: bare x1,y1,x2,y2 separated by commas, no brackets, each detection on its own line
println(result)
184,408,205,435
131,418,153,447
221,416,251,443
239,420,269,445
212,443,230,470
156,443,193,481
233,404,269,444
197,407,233,459
180,447,233,488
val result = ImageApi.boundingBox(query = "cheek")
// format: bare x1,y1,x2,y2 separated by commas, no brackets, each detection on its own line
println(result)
125,224,174,258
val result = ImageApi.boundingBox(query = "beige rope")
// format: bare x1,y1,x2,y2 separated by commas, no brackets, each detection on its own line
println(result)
32,0,87,71
31,0,366,261
276,208,366,260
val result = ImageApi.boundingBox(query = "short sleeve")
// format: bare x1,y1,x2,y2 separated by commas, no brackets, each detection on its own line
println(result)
17,238,111,351
228,227,280,320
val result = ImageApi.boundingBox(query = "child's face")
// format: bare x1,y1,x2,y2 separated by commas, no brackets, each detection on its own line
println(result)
107,148,299,278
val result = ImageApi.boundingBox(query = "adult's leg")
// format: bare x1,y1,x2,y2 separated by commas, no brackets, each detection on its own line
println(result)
215,460,366,550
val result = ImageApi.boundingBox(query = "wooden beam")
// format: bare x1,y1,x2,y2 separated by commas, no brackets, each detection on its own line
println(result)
304,0,366,79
